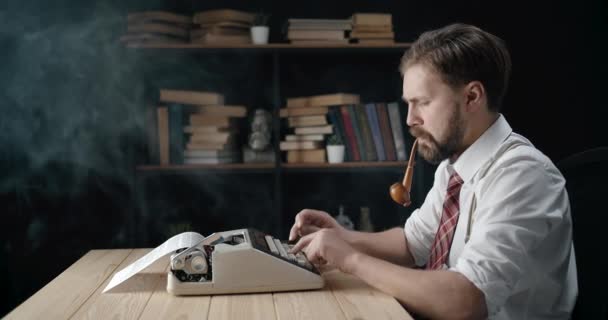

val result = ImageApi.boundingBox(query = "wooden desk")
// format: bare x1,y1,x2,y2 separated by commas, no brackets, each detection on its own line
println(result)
6,249,413,319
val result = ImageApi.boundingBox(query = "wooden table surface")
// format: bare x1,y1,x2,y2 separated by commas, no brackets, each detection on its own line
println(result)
6,249,413,319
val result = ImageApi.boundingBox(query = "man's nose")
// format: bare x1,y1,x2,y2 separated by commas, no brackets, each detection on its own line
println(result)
406,106,421,127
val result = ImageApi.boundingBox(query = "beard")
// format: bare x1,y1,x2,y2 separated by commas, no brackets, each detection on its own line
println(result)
409,103,465,164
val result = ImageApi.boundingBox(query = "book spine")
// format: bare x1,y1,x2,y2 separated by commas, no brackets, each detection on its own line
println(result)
157,107,170,165
355,104,377,161
168,104,184,164
365,103,386,161
339,106,360,161
146,105,159,164
346,105,365,161
387,102,407,161
376,103,397,161
327,107,350,161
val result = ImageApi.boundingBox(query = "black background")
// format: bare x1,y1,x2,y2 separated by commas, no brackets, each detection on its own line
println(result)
1,0,606,316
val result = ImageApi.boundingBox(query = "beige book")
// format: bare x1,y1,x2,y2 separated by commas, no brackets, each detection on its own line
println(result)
286,97,309,108
184,149,239,158
184,105,247,117
280,106,329,118
351,13,392,26
288,115,328,127
287,29,346,40
183,125,237,134
287,149,326,163
189,115,236,127
288,19,352,29
280,140,323,151
286,93,360,108
285,134,325,141
352,25,393,33
191,33,251,44
350,31,395,39
184,157,239,165
157,107,169,165
193,9,255,24
127,23,190,38
190,27,249,39
159,90,224,106
127,11,193,25
289,39,351,46
189,132,234,143
196,21,252,29
294,125,333,135
186,141,235,150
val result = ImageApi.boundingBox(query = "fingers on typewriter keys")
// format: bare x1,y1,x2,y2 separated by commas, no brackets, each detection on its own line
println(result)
313,257,327,266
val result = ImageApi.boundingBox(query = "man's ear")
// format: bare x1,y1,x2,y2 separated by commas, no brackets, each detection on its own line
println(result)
463,81,485,112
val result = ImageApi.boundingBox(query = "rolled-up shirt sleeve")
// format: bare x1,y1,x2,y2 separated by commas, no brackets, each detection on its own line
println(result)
449,153,567,316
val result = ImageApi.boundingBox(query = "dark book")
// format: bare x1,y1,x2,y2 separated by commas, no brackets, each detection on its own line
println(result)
168,104,185,164
354,104,377,161
157,107,170,165
376,103,397,161
327,107,351,161
345,105,365,161
365,103,386,161
145,105,159,164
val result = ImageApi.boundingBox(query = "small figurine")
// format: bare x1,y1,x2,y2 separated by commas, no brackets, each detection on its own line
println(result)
248,109,272,151
243,109,274,163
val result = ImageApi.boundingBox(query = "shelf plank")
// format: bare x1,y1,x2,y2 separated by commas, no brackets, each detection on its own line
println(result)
136,163,276,171
136,161,407,172
125,43,411,50
282,161,407,169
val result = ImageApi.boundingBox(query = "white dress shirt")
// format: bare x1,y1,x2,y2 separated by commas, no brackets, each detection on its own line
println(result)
404,115,578,319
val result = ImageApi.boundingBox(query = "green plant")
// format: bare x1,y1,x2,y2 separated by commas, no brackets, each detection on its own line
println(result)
253,12,270,26
327,134,343,145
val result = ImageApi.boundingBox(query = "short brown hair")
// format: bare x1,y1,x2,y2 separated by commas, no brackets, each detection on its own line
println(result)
400,23,511,112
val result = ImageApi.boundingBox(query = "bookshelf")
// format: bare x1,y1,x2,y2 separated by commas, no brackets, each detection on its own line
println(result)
127,43,412,50
130,42,416,244
136,161,407,172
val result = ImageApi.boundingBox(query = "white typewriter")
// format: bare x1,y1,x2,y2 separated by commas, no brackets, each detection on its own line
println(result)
167,228,324,295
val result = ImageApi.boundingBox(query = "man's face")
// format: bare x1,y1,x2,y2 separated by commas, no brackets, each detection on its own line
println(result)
402,63,466,164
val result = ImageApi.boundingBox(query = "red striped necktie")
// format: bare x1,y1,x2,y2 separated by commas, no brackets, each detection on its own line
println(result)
427,172,464,270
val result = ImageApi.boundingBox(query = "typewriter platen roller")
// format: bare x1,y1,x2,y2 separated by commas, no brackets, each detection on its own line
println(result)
167,228,324,295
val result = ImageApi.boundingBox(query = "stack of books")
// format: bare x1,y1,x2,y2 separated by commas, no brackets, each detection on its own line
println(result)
121,11,192,45
280,93,360,163
286,19,352,45
350,13,395,45
154,89,247,165
190,9,254,44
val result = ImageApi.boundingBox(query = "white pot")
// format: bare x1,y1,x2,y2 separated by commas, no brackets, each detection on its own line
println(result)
250,26,269,44
327,145,345,163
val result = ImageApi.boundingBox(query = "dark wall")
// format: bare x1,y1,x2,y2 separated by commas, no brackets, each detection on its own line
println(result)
1,0,606,316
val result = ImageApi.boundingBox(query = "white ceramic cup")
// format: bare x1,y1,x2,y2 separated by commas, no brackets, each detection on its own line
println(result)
250,26,270,44
327,145,345,163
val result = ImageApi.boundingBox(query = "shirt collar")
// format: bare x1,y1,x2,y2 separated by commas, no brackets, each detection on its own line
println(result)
447,114,512,183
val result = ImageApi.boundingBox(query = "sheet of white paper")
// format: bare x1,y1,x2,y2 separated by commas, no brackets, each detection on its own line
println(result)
103,231,205,293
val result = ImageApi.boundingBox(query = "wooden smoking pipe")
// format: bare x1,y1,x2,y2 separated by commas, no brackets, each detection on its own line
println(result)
390,139,419,206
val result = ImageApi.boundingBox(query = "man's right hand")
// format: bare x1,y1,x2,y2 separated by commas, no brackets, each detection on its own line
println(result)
288,209,346,242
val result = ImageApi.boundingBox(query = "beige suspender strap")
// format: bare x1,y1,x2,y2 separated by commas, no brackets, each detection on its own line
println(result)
464,193,477,243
